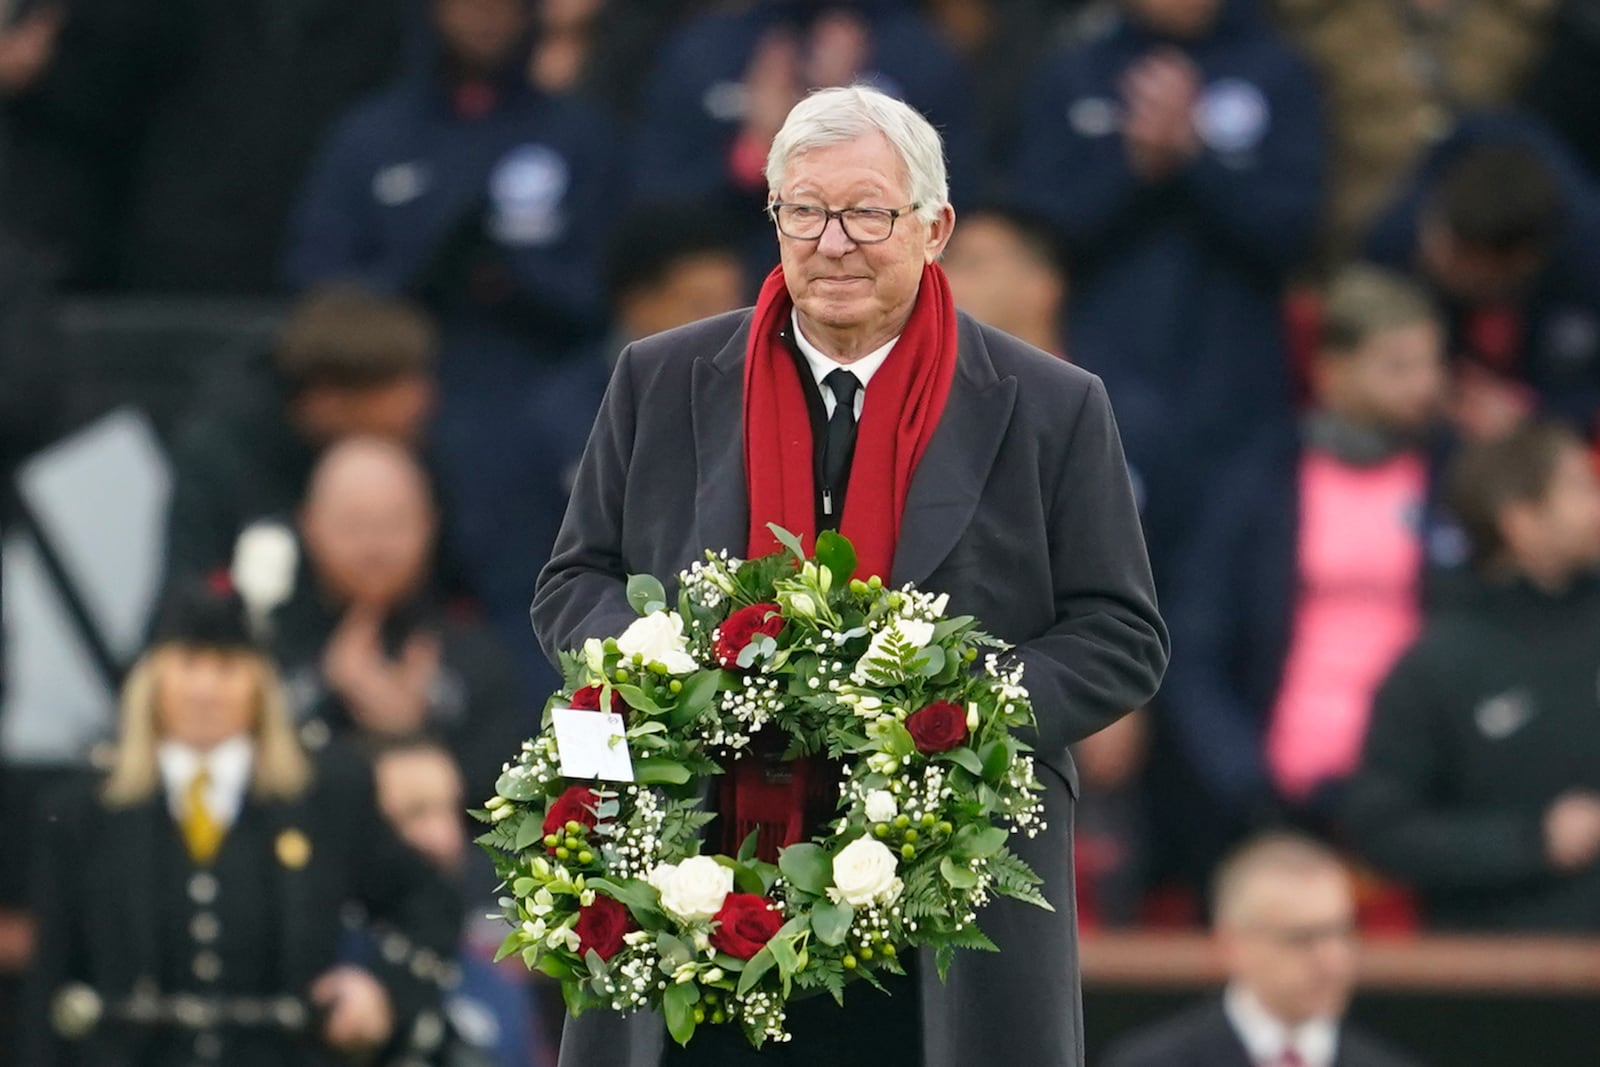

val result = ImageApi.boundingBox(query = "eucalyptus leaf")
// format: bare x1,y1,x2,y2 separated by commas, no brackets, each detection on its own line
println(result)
915,643,946,678
777,843,832,895
767,523,807,561
663,982,699,1046
737,946,777,995
940,856,979,889
634,758,692,786
953,825,1007,860
494,770,540,802
627,573,668,616
810,900,854,946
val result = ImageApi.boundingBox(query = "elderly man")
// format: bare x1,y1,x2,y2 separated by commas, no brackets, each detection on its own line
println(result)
1101,834,1418,1067
534,85,1169,1067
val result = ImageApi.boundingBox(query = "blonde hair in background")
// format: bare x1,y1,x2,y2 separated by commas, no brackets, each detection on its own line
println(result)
1318,264,1440,355
102,649,313,808
1211,831,1351,930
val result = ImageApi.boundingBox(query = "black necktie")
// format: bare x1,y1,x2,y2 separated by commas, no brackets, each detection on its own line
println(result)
820,368,861,521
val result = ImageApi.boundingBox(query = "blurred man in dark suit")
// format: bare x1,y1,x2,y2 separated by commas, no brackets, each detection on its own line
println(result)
1101,833,1418,1067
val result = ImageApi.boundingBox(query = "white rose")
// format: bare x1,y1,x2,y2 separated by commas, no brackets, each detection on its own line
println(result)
830,837,900,906
617,611,700,675
647,857,733,923
230,521,298,617
863,790,898,824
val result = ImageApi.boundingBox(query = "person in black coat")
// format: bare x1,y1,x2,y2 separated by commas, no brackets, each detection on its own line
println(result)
1101,833,1420,1067
21,582,461,1066
1346,421,1600,932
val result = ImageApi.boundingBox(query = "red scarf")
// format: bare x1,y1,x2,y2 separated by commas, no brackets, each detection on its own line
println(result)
742,261,959,578
725,261,959,860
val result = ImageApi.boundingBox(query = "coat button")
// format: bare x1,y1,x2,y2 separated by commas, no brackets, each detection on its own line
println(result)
187,873,219,905
192,951,223,983
189,912,221,944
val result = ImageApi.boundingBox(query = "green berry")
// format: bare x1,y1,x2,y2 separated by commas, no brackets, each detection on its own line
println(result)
565,820,582,835
554,847,570,860
894,814,910,829
900,844,916,860
882,943,897,958
921,814,936,828
703,993,718,1007
859,946,874,961
669,680,683,694
903,829,919,843
842,954,858,970
543,833,559,848
873,824,889,838
963,648,978,662
937,821,954,836
578,850,594,865
614,668,628,681
711,1010,727,1025
868,576,883,590
692,1008,706,1025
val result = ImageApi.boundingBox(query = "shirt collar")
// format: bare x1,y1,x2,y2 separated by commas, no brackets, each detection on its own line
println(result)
790,309,898,394
158,735,255,827
1223,984,1339,1067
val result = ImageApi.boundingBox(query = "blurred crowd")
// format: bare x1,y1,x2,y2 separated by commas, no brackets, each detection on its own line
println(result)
3,0,1600,1064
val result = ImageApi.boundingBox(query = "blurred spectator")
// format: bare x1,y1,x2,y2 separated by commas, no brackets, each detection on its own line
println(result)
274,437,526,804
526,0,687,122
1011,0,1326,576
632,0,979,285
22,582,458,1065
164,286,438,590
942,204,1068,356
1273,0,1557,262
1347,420,1600,932
603,203,747,347
3,0,408,291
286,0,624,697
1161,267,1456,886
1365,115,1600,440
1525,0,1600,182
1101,833,1419,1067
1073,708,1152,928
372,736,544,1067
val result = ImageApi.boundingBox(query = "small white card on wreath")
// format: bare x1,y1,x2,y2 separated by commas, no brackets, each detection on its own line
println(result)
551,707,635,782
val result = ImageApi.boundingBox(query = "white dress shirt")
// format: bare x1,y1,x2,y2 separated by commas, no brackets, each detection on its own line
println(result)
790,310,898,419
158,735,255,830
1223,983,1339,1067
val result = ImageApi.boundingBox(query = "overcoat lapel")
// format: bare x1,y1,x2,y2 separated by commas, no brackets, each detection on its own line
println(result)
691,316,754,558
892,319,1017,587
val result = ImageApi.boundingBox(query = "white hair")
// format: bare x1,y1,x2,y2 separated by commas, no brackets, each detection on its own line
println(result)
765,85,949,222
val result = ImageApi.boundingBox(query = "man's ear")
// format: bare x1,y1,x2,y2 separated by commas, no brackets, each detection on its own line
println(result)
925,204,956,263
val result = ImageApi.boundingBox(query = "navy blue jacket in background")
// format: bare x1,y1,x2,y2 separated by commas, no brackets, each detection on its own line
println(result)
1010,0,1324,538
1161,430,1463,813
633,0,979,282
283,34,624,353
1365,113,1600,434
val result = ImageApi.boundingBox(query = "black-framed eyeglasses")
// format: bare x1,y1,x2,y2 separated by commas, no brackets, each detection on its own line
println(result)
767,202,921,244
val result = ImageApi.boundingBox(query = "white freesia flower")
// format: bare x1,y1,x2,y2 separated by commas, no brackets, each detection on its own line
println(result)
230,521,298,618
617,611,700,674
830,837,902,906
647,857,733,923
929,593,950,617
787,592,818,619
857,618,937,677
863,790,898,823
583,638,606,674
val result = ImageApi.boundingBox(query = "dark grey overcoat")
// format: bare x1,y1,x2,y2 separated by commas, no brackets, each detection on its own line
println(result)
531,307,1170,1067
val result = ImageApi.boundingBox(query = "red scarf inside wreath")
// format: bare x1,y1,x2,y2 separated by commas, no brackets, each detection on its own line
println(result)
723,261,959,862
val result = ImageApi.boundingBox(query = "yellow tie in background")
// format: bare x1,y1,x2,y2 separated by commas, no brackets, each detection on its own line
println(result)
181,766,225,865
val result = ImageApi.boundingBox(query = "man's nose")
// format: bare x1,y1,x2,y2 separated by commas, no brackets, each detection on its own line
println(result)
816,214,857,256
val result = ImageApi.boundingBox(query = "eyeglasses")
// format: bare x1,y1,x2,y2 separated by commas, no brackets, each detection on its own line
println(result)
768,202,921,244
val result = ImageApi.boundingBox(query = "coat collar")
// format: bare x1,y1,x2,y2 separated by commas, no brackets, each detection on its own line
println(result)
692,310,1015,585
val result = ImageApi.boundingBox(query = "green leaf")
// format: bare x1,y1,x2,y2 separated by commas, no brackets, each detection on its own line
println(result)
767,523,808,561
536,954,576,979
656,932,694,968
495,769,541,802
940,856,978,889
737,946,777,996
633,758,692,785
513,814,546,852
663,981,699,1046
939,747,985,777
935,943,955,982
931,616,975,642
810,900,854,946
612,684,665,715
737,829,760,864
813,530,858,584
627,573,668,616
915,643,946,678
980,740,1010,783
677,670,722,716
777,843,832,895
587,877,660,914
768,936,801,985
953,825,1007,860
493,930,521,964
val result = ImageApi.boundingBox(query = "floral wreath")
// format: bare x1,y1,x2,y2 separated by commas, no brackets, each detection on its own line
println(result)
475,527,1050,1048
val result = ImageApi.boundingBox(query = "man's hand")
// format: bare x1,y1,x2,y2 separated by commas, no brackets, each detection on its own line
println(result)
311,965,394,1053
0,6,62,96
1073,708,1149,793
1121,49,1202,181
1451,362,1535,442
1543,790,1600,872
322,607,441,736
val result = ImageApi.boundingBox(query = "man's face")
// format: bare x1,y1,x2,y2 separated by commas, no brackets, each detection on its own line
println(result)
943,215,1065,343
433,0,529,75
1419,220,1547,303
1220,869,1358,1025
620,252,746,341
300,457,436,609
1317,321,1447,437
298,377,434,446
152,646,261,751
375,748,466,876
1125,0,1222,38
773,132,953,352
1507,445,1600,576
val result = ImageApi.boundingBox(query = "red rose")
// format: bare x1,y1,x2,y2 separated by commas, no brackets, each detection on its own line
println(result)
713,602,784,668
905,700,969,754
574,894,632,961
543,785,600,840
569,684,625,714
709,894,784,960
